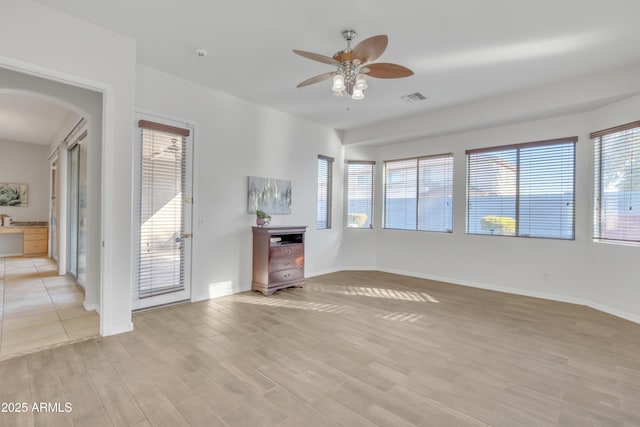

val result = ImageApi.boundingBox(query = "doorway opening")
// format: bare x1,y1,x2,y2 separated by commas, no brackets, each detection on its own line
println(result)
0,64,105,358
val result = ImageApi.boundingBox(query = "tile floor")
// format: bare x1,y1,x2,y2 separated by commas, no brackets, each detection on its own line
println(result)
0,256,99,360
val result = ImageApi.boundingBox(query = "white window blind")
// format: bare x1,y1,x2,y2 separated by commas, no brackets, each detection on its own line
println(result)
419,155,454,232
347,161,374,229
317,155,333,229
466,137,576,239
136,120,189,299
592,121,640,243
383,154,453,232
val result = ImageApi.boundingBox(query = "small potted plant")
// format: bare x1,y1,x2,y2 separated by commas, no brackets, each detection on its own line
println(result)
255,210,271,227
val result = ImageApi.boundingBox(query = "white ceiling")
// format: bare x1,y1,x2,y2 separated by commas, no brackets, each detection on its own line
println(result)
32,0,640,133
0,92,74,145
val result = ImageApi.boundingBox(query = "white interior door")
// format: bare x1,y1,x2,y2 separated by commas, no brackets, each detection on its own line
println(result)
133,116,193,310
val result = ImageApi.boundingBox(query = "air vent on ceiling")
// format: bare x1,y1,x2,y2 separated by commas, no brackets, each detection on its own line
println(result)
401,92,428,102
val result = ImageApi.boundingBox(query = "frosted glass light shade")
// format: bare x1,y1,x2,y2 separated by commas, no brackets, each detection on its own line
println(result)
354,74,368,90
332,74,345,91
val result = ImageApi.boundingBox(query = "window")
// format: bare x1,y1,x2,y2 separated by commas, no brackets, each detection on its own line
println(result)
383,154,453,232
317,155,334,229
347,161,375,228
466,137,576,239
592,121,640,243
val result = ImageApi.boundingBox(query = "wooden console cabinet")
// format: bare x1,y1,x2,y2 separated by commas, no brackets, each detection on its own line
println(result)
0,225,48,256
23,227,49,256
252,226,306,295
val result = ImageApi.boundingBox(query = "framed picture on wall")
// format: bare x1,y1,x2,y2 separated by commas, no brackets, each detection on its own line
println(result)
0,183,28,207
247,176,291,214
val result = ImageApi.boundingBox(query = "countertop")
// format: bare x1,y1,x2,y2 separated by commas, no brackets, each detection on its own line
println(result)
0,222,48,233
9,221,48,227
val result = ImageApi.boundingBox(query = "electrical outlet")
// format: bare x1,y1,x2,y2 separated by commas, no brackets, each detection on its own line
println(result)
543,272,550,281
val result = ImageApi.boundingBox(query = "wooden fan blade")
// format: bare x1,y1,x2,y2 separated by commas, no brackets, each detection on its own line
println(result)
296,72,335,88
352,35,388,64
293,50,339,65
365,63,414,79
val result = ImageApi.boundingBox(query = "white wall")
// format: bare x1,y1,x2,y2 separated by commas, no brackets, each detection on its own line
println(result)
135,65,344,301
0,139,49,255
0,140,50,221
343,94,640,323
0,0,137,335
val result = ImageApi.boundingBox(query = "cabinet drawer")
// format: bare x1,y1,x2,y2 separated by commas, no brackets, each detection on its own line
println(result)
269,256,303,271
270,244,303,259
269,268,303,284
23,239,48,255
23,228,48,239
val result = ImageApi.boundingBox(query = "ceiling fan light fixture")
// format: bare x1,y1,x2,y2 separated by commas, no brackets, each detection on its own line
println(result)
351,89,365,100
294,30,413,101
332,74,345,92
354,74,368,91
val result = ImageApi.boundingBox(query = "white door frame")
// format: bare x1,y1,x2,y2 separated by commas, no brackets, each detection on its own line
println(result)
0,55,124,336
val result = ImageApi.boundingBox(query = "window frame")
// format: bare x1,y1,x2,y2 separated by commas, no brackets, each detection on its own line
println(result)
591,120,640,244
466,136,577,240
346,160,375,229
382,153,454,233
317,155,334,230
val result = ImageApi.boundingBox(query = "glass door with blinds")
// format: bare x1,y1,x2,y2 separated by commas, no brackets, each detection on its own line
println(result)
133,117,193,310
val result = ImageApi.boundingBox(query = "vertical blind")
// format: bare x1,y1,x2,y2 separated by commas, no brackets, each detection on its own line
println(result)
136,120,189,299
592,121,640,242
383,154,453,232
466,137,576,239
347,161,374,228
317,155,333,229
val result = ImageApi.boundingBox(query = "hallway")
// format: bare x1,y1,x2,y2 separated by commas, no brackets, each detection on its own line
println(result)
0,256,99,360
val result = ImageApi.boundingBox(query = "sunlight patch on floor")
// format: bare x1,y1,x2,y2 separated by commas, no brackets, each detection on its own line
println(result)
374,311,424,322
232,294,350,314
306,283,439,303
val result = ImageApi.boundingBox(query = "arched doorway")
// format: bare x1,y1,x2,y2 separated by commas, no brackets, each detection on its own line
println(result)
0,72,105,358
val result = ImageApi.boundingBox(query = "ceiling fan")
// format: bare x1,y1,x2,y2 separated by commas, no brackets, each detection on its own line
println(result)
293,30,413,100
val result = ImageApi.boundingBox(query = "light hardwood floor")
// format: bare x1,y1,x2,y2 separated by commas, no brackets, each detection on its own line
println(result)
0,270,639,426
0,257,100,360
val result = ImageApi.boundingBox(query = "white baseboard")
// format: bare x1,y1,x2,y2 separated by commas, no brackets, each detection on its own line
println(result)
83,301,100,313
588,302,640,324
378,267,640,325
306,267,343,278
192,288,237,302
191,280,249,302
334,265,379,273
